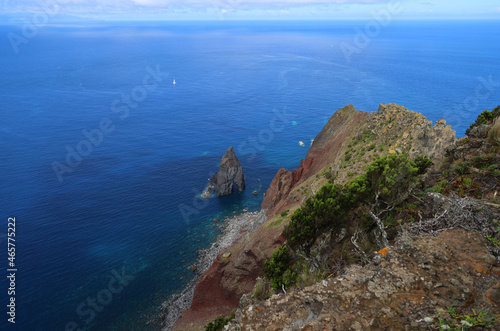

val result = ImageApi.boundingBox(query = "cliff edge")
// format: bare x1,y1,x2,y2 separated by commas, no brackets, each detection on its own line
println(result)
228,228,500,330
164,104,500,331
262,103,456,219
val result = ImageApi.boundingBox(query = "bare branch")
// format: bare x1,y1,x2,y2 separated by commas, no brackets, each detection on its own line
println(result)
351,230,369,264
407,193,497,239
369,210,390,249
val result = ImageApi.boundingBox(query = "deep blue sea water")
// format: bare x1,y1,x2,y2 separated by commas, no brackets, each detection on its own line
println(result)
0,20,499,330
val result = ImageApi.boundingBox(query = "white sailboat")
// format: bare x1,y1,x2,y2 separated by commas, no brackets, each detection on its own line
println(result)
173,79,176,85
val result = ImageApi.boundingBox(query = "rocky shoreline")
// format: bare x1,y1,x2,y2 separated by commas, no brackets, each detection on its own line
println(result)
160,210,266,330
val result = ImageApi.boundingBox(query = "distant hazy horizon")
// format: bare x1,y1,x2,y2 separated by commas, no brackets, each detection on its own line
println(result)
2,0,500,22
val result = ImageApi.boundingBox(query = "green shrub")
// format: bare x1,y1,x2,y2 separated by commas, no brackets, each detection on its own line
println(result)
347,153,420,206
264,245,297,291
413,155,433,174
284,183,355,252
324,171,333,180
436,307,496,330
282,269,297,288
280,209,289,217
284,154,427,252
205,313,235,331
486,234,500,246
466,108,497,135
452,161,471,175
492,104,500,118
432,179,448,194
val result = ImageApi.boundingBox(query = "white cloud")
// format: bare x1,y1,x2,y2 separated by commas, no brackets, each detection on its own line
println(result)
1,0,404,19
7,0,395,11
130,0,393,6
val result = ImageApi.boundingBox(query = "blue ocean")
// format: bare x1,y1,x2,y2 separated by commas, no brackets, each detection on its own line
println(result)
0,20,499,330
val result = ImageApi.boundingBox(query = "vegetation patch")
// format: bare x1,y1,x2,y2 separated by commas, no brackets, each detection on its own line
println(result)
434,307,496,330
264,244,297,291
465,105,500,135
204,312,235,331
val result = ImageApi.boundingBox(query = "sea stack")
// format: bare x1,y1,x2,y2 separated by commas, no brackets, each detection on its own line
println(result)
208,146,245,197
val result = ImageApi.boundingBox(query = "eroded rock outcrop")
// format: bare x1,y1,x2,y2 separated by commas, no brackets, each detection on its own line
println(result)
207,147,245,197
172,216,285,330
228,229,500,331
373,103,456,161
262,103,457,218
262,105,368,217
165,104,464,330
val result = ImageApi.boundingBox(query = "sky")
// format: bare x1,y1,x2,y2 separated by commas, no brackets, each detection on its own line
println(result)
1,0,500,22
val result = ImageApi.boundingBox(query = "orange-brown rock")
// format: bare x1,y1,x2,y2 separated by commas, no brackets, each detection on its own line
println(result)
173,224,285,330
168,103,460,330
261,103,457,218
484,284,500,310
262,105,368,217
227,229,500,331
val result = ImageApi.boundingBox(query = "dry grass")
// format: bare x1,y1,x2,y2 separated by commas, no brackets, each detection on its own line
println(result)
488,117,500,144
252,277,271,301
299,269,317,287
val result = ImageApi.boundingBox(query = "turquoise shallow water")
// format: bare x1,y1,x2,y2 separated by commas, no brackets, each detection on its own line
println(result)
0,20,499,330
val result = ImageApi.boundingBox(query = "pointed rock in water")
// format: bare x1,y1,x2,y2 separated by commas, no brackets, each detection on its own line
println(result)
209,147,245,196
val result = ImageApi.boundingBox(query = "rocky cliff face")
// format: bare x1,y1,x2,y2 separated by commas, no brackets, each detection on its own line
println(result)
262,103,456,218
209,147,245,196
228,228,500,330
262,105,368,217
166,104,489,331
223,105,499,331
172,219,285,330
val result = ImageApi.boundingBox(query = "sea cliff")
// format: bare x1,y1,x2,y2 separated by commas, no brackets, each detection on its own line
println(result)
162,104,500,330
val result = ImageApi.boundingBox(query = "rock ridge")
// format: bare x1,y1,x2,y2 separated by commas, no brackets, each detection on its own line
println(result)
165,104,475,330
262,103,456,218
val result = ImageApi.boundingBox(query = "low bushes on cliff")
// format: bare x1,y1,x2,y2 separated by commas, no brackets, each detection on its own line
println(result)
264,244,297,291
465,105,500,136
283,183,355,253
429,108,500,199
283,154,432,254
261,154,435,292
204,313,235,331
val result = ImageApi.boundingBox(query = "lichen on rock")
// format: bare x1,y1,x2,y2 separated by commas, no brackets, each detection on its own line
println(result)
226,229,500,331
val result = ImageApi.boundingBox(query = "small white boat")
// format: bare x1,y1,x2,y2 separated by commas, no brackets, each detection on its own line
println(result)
173,79,176,85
